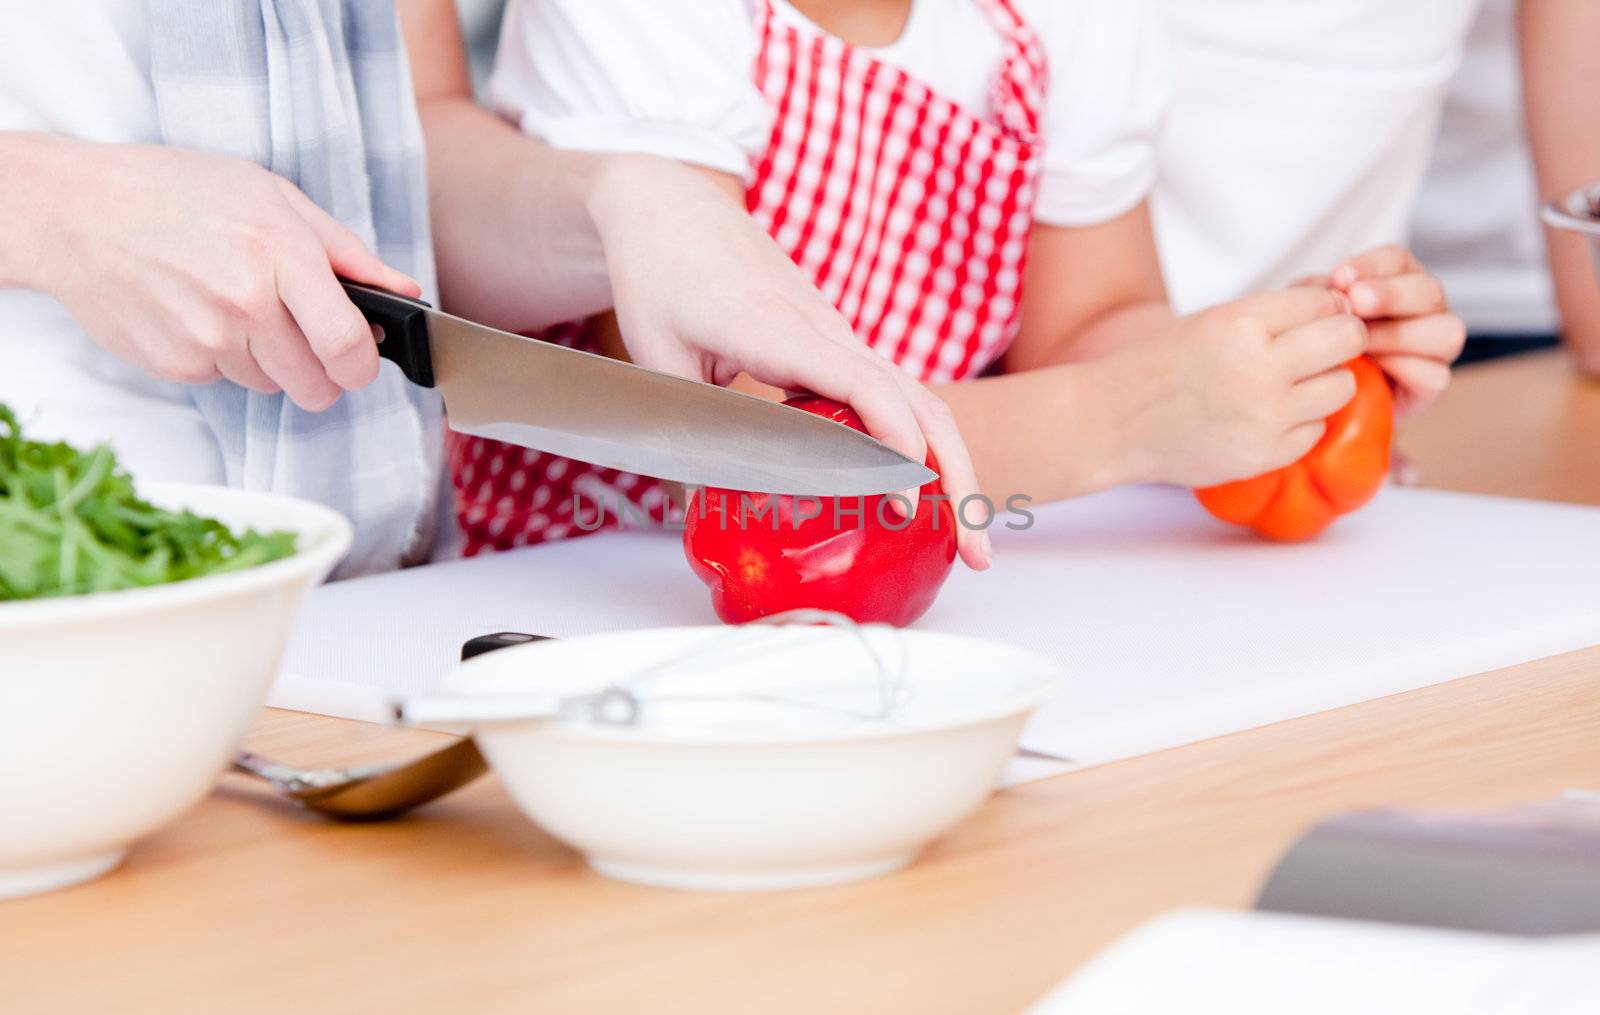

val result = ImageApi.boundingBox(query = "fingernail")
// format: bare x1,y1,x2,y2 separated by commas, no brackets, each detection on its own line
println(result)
1350,284,1378,316
980,530,994,567
892,489,920,519
1331,265,1356,288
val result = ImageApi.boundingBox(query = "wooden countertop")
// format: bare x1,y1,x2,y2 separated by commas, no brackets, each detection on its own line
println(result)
1398,350,1600,505
5,352,1600,1014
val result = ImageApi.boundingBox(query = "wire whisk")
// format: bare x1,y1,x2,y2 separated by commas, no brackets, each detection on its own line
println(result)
396,610,913,732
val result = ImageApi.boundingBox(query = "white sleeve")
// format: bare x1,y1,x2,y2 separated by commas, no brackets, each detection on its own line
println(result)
1028,0,1168,227
487,0,773,181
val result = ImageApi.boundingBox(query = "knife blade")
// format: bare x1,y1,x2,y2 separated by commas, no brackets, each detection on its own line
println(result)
342,282,936,496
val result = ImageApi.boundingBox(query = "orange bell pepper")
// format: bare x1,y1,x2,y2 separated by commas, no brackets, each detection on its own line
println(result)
1195,356,1393,541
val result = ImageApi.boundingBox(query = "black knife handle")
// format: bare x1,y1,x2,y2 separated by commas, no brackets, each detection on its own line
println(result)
460,632,552,661
341,280,436,387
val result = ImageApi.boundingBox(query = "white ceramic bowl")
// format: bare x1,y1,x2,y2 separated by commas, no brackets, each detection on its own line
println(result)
0,482,350,900
436,625,1060,891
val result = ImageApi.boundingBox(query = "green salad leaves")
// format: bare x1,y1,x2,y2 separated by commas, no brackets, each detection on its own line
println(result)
0,404,296,601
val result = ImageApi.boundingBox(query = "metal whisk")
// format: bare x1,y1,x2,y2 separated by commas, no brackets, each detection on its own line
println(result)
396,610,912,732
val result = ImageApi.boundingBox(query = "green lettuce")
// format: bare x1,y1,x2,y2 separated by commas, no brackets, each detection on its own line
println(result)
0,403,295,600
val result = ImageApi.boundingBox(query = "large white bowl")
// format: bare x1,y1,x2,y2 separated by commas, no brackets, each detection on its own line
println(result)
438,625,1060,891
0,482,351,900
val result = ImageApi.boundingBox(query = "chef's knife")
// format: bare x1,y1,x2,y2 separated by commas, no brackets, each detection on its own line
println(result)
343,282,935,496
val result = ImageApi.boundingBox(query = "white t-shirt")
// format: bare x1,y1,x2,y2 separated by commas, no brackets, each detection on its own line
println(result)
489,0,1167,228
1152,0,1484,312
0,2,228,483
1410,0,1556,335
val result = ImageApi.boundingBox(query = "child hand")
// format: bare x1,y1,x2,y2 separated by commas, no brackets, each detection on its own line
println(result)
1325,246,1465,415
1102,287,1368,488
589,155,991,570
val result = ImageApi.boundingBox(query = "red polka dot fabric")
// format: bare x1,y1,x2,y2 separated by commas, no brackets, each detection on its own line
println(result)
452,0,1046,556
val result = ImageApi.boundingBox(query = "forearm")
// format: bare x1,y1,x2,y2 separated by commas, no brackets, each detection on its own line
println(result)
399,0,639,332
1057,299,1175,363
1519,0,1600,373
935,359,1145,504
0,131,80,290
1005,207,1171,371
417,98,619,331
1006,297,1174,373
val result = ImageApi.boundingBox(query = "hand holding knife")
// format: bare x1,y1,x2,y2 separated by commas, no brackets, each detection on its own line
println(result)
343,281,936,497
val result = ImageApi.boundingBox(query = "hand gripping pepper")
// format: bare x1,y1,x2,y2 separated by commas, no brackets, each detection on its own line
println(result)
1196,357,1394,541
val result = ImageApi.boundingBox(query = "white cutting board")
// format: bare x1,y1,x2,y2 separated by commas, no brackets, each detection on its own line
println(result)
276,486,1600,768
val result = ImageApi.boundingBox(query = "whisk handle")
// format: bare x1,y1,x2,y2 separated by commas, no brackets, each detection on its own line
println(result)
462,632,552,660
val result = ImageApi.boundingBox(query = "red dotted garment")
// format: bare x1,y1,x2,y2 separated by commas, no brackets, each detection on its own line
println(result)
450,0,1046,555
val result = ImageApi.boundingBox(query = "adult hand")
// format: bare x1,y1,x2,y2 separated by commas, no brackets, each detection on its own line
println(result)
17,134,418,411
1325,245,1465,415
583,155,991,570
1104,287,1368,488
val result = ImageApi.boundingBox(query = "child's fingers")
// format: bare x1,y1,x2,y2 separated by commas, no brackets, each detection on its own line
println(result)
1392,448,1423,487
814,350,930,488
900,378,991,571
1366,313,1466,362
609,307,719,384
1278,420,1328,466
1231,286,1348,335
1289,273,1332,291
1330,245,1421,288
1347,272,1448,319
1372,353,1452,416
1287,364,1358,424
1274,312,1368,380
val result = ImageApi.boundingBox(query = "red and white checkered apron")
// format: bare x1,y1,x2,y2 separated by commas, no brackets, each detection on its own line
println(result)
450,0,1046,554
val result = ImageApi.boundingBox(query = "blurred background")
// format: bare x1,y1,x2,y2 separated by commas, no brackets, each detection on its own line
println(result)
1411,0,1557,363
456,0,505,92
453,0,1560,364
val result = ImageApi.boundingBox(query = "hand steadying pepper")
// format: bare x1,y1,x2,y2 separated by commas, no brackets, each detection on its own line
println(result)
1311,245,1466,416
1198,246,1456,540
1196,355,1393,540
683,396,958,626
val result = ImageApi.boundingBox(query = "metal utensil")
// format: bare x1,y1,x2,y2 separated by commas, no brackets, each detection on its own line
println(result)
1543,185,1600,285
230,632,545,821
233,628,1069,820
230,739,488,821
342,281,936,496
397,610,910,729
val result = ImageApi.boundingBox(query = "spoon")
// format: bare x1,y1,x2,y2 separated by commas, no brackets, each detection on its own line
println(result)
230,738,488,821
229,632,547,821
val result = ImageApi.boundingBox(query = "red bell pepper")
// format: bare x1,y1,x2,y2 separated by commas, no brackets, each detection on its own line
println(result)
683,396,957,626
